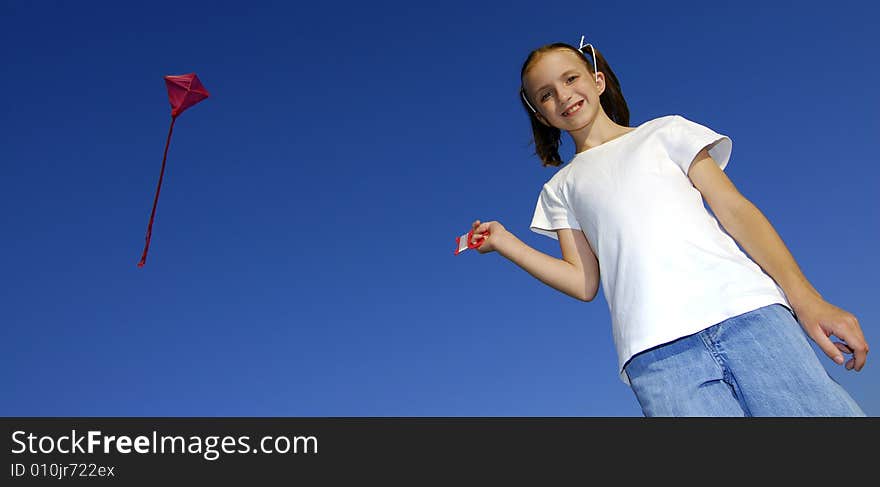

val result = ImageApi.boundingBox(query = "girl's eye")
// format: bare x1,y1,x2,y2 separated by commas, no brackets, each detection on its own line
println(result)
539,76,580,102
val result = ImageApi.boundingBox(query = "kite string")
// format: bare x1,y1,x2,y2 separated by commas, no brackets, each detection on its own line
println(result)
138,115,177,268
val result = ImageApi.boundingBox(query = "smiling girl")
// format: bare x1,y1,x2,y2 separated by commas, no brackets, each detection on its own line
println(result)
467,36,868,416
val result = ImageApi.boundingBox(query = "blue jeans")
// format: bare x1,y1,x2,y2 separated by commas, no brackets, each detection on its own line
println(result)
624,304,865,417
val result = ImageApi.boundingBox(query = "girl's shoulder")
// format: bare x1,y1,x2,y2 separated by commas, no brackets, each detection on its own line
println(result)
634,114,711,142
618,115,678,141
654,113,717,131
649,114,679,123
540,160,576,188
643,114,681,129
640,114,710,128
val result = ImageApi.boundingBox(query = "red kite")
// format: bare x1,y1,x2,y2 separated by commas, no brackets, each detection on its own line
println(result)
138,73,210,268
454,229,486,255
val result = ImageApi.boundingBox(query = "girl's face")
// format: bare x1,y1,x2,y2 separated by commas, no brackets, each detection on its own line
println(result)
522,49,605,131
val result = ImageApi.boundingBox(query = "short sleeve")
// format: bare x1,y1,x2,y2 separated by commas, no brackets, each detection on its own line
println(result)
665,115,732,174
529,183,581,240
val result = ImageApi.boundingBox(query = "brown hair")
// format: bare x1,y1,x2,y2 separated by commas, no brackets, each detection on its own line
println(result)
520,43,630,167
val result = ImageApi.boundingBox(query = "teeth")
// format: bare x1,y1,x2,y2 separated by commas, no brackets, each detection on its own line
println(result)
563,101,582,117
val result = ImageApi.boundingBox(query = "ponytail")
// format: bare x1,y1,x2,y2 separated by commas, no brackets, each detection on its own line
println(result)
520,43,630,167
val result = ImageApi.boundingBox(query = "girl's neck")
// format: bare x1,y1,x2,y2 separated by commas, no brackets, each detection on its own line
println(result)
569,111,634,154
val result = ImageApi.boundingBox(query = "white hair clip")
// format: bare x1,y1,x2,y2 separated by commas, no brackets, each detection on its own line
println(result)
578,35,599,85
521,35,599,114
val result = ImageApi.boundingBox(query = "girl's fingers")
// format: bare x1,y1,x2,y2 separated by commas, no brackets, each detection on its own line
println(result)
812,332,845,365
833,328,868,371
833,342,858,370
834,341,854,355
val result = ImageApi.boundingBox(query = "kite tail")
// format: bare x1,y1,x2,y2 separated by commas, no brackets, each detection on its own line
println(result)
138,116,177,268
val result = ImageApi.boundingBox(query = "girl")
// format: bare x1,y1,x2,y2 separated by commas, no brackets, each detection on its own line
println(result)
468,37,868,416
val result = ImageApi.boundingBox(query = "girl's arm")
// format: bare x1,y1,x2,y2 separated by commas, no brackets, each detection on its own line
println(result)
470,220,600,302
687,149,869,371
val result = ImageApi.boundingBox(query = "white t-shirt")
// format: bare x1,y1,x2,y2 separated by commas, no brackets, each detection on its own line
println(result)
530,114,792,384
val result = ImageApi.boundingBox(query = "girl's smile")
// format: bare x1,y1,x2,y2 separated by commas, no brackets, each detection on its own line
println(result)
562,100,584,117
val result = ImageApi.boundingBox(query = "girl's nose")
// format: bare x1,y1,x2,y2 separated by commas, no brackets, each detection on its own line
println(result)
559,92,573,107
558,86,573,101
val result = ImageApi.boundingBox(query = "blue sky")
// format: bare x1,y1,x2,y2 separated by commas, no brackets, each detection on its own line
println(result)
2,0,877,416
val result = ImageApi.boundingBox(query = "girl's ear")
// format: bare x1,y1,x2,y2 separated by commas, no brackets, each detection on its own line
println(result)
595,71,606,96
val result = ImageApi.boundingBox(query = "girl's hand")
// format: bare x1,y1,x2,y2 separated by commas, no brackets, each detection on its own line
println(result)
470,220,507,254
793,297,869,371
